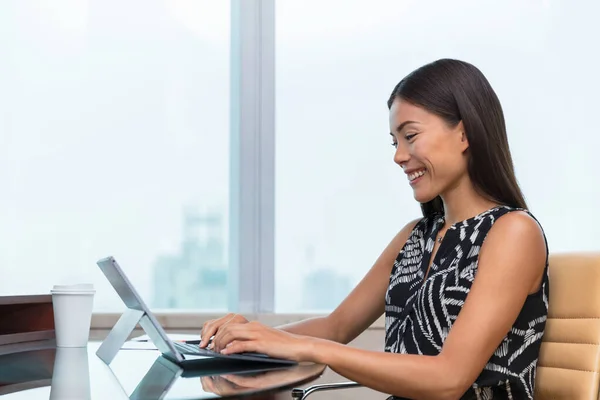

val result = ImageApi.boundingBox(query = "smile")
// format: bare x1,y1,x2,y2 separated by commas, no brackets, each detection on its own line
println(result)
408,169,426,183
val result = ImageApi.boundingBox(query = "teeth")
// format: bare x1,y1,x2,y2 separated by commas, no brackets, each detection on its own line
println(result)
408,169,426,181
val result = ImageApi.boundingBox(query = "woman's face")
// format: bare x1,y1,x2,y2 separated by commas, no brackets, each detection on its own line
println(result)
389,97,469,203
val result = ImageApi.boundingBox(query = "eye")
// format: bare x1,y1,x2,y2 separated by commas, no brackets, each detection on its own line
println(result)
405,133,417,141
391,141,398,148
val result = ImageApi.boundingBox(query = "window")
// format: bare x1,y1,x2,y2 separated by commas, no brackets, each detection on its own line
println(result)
0,0,231,311
275,0,600,312
3,1,599,316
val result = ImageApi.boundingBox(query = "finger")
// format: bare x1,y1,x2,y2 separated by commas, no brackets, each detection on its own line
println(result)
200,321,216,348
209,315,248,349
221,374,257,388
231,313,248,324
221,339,258,355
202,319,225,347
201,313,236,347
200,376,217,393
212,317,245,351
212,376,238,395
212,322,233,352
223,321,262,341
216,326,257,352
200,376,215,393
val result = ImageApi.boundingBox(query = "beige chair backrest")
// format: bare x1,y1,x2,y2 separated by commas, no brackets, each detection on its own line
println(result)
535,252,600,399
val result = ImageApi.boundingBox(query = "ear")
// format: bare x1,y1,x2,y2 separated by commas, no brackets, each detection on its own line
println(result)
456,121,469,152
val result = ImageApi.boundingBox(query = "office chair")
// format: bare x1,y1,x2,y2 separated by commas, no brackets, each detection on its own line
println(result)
292,252,600,400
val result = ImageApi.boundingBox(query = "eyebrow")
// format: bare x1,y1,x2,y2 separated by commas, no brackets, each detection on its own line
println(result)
389,120,419,136
396,120,419,132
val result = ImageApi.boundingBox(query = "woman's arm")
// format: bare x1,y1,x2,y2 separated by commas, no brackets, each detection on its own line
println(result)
219,212,546,399
209,218,419,351
304,211,547,399
276,218,421,344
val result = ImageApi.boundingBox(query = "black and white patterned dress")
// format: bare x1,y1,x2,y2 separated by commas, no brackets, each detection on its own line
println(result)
385,206,549,400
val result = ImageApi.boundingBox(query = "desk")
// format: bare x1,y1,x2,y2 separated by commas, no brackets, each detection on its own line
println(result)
0,341,325,399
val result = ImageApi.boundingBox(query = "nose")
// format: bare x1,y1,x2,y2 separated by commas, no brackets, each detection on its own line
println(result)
393,141,410,167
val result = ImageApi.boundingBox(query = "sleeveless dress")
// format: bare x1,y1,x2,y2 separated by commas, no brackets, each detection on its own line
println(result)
384,206,549,400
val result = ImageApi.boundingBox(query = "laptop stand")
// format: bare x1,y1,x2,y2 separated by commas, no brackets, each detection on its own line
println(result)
96,308,172,365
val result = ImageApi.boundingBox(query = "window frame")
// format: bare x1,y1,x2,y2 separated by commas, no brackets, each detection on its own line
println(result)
228,0,276,314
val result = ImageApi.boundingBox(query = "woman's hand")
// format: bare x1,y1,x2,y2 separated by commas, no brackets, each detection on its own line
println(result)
200,375,280,399
200,375,241,396
200,313,249,348
220,365,324,389
214,321,316,362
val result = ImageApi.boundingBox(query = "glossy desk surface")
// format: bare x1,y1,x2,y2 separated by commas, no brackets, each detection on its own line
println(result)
0,340,325,399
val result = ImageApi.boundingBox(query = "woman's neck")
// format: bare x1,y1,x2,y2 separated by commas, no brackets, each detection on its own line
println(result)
439,175,499,226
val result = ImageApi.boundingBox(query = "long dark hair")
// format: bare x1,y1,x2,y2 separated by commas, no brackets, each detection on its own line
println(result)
387,59,527,218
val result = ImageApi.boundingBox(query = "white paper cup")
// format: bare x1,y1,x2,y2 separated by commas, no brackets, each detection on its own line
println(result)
50,347,91,400
51,284,95,348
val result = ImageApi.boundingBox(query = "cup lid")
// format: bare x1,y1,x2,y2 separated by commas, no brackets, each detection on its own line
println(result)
50,290,95,295
52,283,94,291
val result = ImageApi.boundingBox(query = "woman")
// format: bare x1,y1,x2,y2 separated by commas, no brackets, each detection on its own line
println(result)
199,59,549,400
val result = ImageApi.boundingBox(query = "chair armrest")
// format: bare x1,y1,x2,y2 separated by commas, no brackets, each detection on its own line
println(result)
291,381,362,399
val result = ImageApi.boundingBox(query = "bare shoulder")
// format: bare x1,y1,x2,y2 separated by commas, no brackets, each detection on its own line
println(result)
487,210,545,248
481,210,547,291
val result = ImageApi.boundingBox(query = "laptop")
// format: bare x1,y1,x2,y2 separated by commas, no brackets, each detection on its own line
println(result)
96,256,296,366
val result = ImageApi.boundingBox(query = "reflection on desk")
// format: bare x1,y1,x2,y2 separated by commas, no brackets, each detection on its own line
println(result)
0,341,325,400
0,342,55,396
197,364,325,398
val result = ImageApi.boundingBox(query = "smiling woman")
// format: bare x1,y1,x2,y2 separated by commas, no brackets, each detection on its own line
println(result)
387,60,527,219
202,59,549,400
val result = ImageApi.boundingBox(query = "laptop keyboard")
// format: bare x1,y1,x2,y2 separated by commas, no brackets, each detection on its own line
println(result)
173,341,219,356
173,341,270,358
